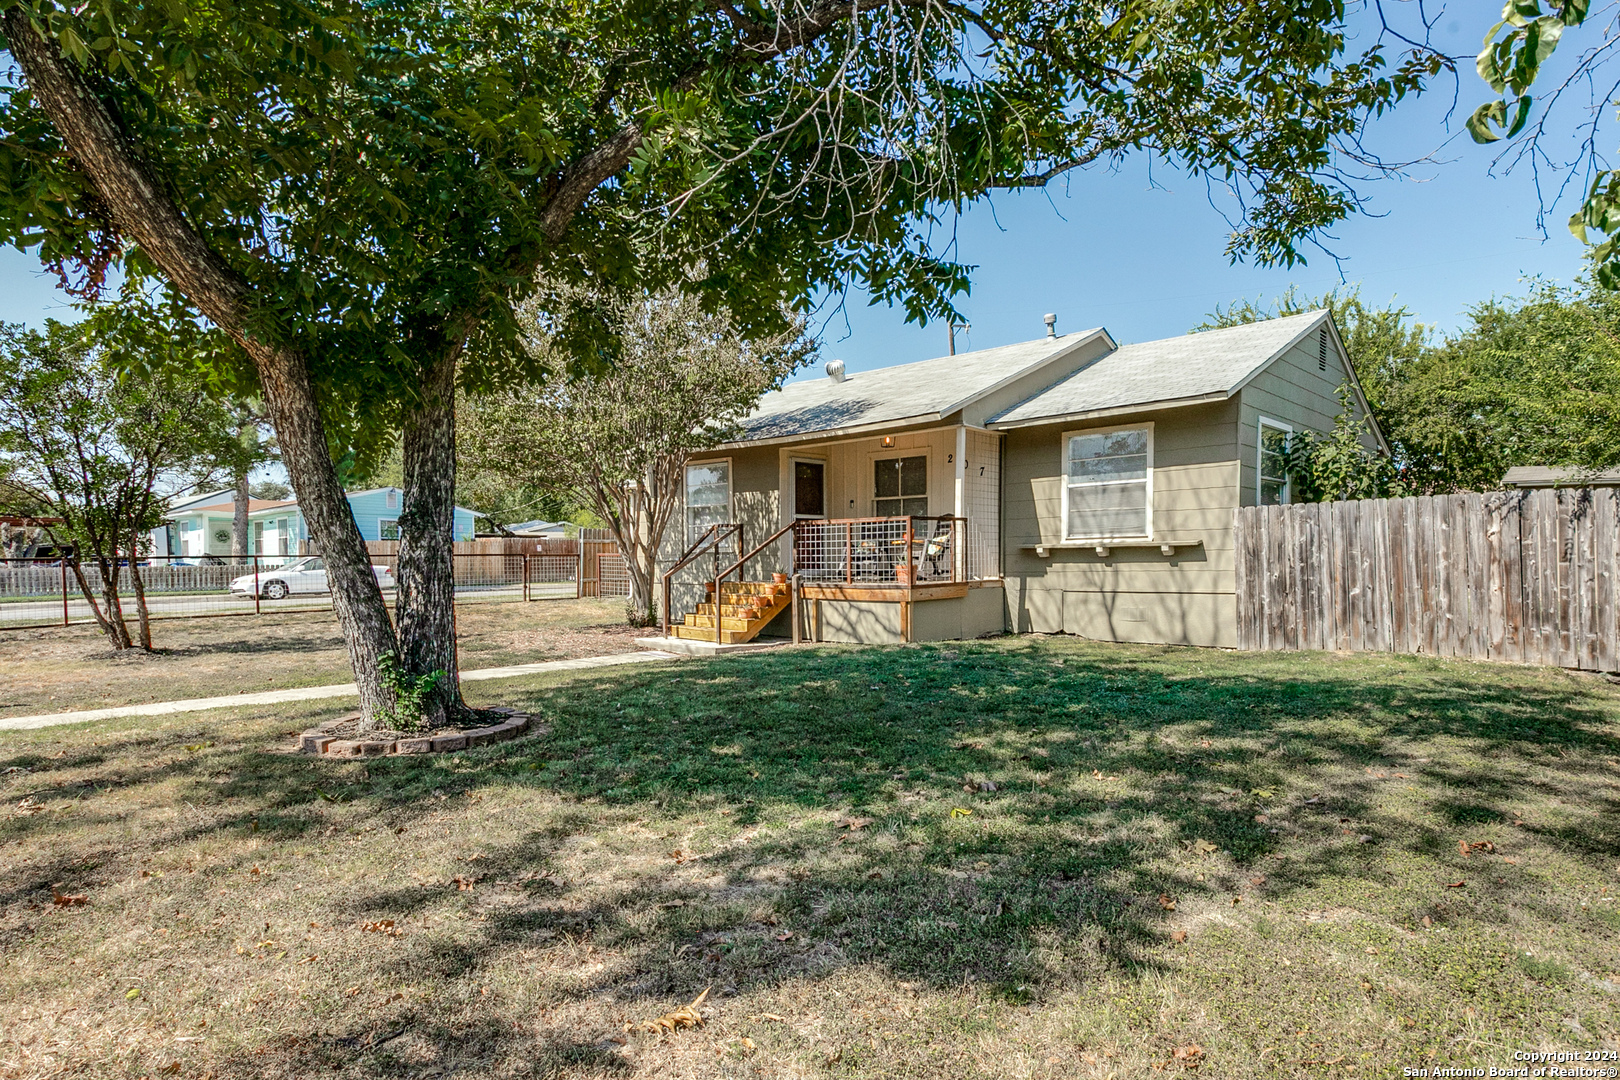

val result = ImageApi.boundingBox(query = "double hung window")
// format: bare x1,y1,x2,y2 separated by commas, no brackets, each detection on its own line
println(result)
685,461,732,542
1064,427,1151,539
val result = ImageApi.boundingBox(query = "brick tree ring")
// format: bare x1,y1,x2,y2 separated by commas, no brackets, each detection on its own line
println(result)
298,707,544,757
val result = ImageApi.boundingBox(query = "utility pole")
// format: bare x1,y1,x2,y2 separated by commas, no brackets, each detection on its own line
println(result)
947,319,970,356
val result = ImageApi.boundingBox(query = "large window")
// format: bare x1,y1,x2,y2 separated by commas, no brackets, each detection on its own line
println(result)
1064,426,1151,539
1258,419,1292,505
685,461,732,542
874,455,927,516
379,518,400,541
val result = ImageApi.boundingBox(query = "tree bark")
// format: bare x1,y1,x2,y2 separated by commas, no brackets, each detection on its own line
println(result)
4,11,400,722
232,470,250,559
395,338,469,725
127,527,153,651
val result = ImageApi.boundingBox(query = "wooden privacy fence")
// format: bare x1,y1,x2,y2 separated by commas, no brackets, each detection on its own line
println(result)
1234,488,1620,672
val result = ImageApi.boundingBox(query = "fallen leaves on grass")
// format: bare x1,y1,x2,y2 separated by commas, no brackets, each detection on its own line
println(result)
1444,881,1466,889
1091,769,1119,781
1158,894,1177,911
1186,839,1219,856
950,807,972,818
840,817,873,831
1170,930,1188,944
1173,1044,1204,1069
668,850,687,864
51,888,87,907
1459,840,1496,857
451,875,477,891
625,987,709,1035
358,920,399,936
775,932,794,942
15,797,45,816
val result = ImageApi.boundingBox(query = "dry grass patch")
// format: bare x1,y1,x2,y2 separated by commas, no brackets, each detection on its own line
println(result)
1,638,1618,1078
0,599,640,717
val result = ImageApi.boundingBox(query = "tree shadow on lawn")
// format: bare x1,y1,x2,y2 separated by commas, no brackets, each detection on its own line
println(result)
11,639,1620,1077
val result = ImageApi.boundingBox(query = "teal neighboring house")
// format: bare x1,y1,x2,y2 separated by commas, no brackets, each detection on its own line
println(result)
159,487,475,562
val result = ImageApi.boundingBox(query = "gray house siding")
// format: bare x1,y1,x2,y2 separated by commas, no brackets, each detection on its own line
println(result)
1236,324,1378,507
1000,400,1241,648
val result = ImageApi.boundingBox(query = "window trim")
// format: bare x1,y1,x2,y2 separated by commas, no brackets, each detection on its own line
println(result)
1257,416,1294,506
379,517,400,541
684,457,734,545
867,449,930,518
1060,421,1154,542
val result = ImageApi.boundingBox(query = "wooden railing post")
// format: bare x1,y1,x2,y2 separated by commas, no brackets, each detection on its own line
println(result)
791,572,802,645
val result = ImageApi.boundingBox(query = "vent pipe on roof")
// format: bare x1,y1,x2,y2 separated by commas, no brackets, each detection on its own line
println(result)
1044,313,1057,338
825,358,846,382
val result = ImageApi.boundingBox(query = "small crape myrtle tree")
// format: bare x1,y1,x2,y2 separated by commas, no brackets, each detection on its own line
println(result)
0,0,1444,727
461,286,815,626
0,307,242,649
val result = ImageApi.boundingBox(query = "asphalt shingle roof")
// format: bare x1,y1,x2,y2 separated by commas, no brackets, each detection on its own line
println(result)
736,330,1104,442
990,310,1327,426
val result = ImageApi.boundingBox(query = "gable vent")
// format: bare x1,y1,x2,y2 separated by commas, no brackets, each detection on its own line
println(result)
1318,326,1328,372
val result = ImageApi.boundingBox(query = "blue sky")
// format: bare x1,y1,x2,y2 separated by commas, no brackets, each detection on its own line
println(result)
0,5,1601,385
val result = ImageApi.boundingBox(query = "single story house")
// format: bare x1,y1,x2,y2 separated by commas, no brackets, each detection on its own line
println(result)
659,309,1381,649
159,487,476,562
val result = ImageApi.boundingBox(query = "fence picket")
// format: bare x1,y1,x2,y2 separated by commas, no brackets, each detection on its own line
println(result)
1232,487,1619,675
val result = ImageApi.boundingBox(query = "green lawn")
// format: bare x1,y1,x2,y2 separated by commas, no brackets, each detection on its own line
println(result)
2,638,1618,1078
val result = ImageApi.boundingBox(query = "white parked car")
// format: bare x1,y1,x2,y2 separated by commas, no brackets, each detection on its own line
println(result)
229,556,395,600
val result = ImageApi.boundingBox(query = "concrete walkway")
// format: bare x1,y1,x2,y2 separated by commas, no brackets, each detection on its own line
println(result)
0,650,678,732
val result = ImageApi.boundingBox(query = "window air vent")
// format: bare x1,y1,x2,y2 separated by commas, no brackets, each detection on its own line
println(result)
1318,326,1328,372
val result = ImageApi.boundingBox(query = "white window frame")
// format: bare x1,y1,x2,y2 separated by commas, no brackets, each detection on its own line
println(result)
379,518,400,541
1061,421,1154,542
684,458,734,545
1257,416,1293,506
868,449,930,518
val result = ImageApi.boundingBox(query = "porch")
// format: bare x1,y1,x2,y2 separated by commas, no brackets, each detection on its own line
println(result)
656,513,1004,647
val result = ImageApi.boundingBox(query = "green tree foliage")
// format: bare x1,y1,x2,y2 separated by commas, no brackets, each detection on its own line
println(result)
1279,388,1407,502
460,287,815,625
0,0,1445,722
1204,280,1620,496
0,314,241,649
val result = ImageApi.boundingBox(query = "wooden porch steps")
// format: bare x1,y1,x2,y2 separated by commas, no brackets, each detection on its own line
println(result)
672,581,791,644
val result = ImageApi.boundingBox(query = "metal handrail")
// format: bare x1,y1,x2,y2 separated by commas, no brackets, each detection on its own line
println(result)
660,523,742,637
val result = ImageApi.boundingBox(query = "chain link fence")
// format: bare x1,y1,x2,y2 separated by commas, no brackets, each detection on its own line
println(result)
0,552,585,630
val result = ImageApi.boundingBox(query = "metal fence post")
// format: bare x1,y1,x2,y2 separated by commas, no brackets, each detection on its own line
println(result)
60,559,68,626
523,553,530,603
253,556,260,615
576,548,583,599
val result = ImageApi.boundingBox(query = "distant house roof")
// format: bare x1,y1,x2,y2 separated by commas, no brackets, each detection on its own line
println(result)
175,497,297,515
730,329,1111,445
503,519,571,536
1502,465,1620,488
990,311,1333,428
166,488,235,514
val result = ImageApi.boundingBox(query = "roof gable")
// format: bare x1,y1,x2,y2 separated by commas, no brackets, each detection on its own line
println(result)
990,311,1329,428
732,329,1111,444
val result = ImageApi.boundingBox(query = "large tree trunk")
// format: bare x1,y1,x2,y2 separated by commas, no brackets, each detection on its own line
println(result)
4,12,401,725
232,470,250,560
396,342,468,726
